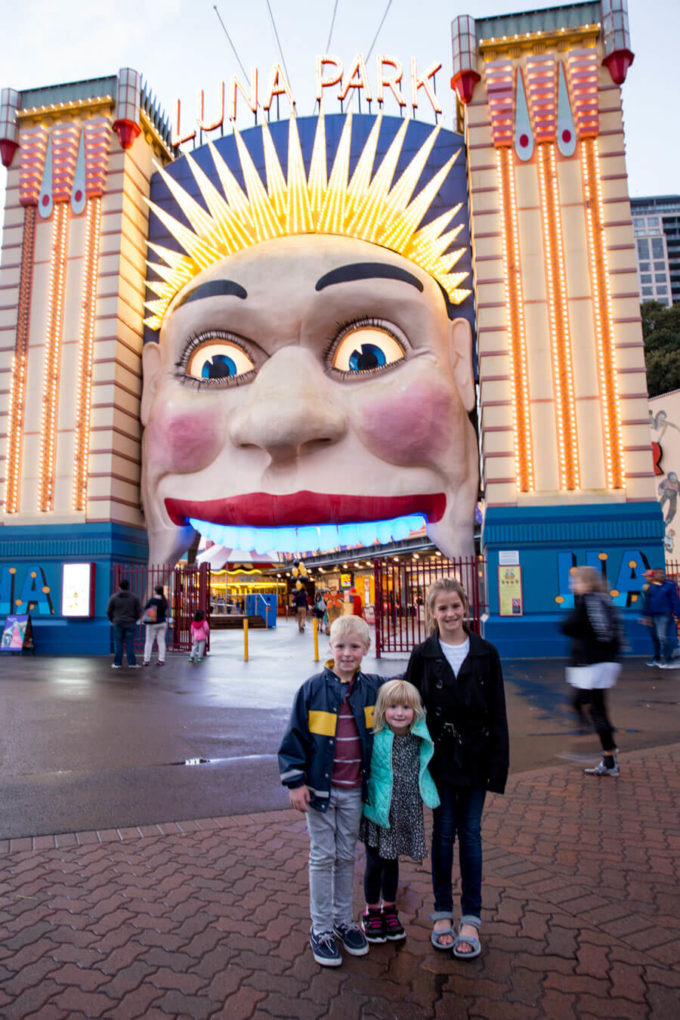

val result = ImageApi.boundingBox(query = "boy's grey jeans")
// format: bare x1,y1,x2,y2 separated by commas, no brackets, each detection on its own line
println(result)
306,787,363,934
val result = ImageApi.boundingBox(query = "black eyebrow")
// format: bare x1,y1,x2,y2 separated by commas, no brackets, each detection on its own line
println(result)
315,262,424,293
176,279,248,309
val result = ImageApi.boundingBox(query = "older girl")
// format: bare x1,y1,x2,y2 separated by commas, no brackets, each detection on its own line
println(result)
405,578,509,959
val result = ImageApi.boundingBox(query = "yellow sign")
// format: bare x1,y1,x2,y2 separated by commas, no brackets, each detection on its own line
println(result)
498,565,523,617
340,573,352,589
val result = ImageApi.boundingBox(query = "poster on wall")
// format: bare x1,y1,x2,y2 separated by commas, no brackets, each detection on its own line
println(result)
0,614,34,652
498,565,524,617
61,563,95,617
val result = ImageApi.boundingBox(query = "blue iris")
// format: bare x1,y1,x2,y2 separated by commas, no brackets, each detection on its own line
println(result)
201,354,237,379
348,343,387,372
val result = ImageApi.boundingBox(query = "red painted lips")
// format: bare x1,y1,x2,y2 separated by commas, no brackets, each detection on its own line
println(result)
165,491,446,527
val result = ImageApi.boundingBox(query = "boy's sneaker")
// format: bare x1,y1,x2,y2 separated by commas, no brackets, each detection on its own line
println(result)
310,928,342,966
361,908,386,943
333,921,369,956
645,660,661,667
188,657,194,663
584,758,619,776
382,906,406,941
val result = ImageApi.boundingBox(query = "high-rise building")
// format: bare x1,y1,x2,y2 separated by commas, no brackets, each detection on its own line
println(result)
631,195,680,306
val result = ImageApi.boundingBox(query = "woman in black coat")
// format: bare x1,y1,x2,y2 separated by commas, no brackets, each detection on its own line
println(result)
405,577,509,959
560,565,622,777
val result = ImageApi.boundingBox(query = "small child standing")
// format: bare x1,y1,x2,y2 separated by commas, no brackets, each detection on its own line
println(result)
278,616,386,967
189,609,209,662
360,680,440,943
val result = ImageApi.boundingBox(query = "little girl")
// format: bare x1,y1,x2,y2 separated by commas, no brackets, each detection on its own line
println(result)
360,679,440,942
189,609,209,662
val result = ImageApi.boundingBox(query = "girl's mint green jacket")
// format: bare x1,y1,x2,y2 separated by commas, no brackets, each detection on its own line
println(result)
363,717,440,828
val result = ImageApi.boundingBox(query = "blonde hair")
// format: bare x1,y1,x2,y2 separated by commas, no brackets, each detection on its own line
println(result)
572,566,607,593
372,679,424,733
329,614,370,647
425,577,469,634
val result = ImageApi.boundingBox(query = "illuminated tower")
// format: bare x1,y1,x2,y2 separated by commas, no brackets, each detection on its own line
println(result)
452,1,663,652
0,71,174,651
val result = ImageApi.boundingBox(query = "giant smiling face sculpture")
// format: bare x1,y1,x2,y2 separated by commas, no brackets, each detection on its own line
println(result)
141,232,478,566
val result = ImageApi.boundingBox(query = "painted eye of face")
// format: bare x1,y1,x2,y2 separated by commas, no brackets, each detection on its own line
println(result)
184,337,255,383
331,323,406,376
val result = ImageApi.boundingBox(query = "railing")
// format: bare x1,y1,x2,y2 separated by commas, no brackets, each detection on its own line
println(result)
110,562,211,653
373,556,486,657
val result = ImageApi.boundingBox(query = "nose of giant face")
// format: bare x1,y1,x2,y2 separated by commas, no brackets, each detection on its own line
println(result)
228,346,347,463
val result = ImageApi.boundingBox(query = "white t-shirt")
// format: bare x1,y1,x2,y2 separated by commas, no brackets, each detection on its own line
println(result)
439,636,470,677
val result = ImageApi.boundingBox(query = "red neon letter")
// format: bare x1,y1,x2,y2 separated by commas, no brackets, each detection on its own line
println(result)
172,98,196,147
376,55,406,108
338,54,373,103
315,56,343,103
410,59,443,114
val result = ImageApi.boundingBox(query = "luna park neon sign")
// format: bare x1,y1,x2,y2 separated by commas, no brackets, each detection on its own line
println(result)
173,53,443,145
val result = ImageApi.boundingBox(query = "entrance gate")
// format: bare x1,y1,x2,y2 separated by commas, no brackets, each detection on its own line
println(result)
373,556,485,657
111,563,211,653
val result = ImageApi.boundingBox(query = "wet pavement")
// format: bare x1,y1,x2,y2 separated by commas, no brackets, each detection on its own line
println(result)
1,621,679,1016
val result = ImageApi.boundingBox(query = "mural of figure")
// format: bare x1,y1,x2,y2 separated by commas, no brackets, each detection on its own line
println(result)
141,116,477,567
659,471,680,524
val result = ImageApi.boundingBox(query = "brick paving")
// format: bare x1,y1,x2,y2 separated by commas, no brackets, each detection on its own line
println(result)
1,745,679,1019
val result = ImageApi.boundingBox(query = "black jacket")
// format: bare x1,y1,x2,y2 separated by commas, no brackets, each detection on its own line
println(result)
405,631,509,794
143,594,168,624
560,592,621,666
106,590,141,627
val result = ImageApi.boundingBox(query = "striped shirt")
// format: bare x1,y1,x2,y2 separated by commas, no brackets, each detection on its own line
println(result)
332,679,363,789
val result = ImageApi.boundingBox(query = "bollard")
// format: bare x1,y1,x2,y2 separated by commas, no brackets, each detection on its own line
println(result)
243,617,249,661
313,616,319,662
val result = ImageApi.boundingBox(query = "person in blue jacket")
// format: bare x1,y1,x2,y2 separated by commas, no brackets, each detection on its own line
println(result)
359,679,440,943
640,568,680,668
278,615,387,968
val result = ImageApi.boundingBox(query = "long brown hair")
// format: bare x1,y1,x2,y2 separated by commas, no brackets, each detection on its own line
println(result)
425,577,469,634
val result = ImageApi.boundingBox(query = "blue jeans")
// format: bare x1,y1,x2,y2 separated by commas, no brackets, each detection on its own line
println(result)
431,785,486,921
113,624,137,666
650,614,674,663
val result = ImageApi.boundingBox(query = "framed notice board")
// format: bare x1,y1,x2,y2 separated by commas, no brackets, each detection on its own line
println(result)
498,565,524,617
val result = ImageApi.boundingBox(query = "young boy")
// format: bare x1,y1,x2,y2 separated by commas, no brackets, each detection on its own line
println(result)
278,616,385,966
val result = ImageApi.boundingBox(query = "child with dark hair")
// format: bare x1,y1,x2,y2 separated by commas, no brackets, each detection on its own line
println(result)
189,609,209,663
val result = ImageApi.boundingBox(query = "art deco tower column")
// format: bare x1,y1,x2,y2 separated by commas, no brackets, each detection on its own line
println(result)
0,71,174,651
452,1,662,652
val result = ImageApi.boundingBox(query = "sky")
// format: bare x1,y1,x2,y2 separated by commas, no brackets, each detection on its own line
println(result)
0,0,677,239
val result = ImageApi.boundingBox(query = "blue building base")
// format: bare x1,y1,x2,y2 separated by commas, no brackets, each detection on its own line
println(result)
0,522,149,655
482,501,666,658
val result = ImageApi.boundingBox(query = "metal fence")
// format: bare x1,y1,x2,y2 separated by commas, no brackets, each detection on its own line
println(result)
110,562,211,653
373,556,486,657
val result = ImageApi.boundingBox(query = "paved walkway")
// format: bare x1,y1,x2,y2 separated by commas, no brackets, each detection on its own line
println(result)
2,743,679,1018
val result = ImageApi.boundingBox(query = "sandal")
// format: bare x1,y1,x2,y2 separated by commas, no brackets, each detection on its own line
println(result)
452,915,482,960
429,911,455,951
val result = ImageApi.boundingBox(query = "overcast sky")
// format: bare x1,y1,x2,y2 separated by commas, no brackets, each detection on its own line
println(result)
0,0,676,242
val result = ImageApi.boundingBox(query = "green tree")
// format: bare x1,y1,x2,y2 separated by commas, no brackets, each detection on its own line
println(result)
641,301,680,397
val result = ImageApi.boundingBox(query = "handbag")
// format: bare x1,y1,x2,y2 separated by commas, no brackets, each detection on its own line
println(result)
142,604,157,624
565,661,620,690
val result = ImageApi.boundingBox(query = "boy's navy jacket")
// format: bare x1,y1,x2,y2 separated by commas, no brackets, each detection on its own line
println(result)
278,665,385,812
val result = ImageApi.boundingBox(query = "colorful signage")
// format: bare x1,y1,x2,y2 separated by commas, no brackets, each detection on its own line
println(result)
173,54,443,144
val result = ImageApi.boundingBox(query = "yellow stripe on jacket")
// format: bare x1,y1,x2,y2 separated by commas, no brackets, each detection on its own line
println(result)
308,710,337,737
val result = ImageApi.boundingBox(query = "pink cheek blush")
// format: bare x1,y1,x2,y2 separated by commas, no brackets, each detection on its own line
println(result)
357,384,456,465
147,407,223,473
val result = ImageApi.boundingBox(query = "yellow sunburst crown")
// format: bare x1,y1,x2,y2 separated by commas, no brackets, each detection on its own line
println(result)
144,113,471,330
